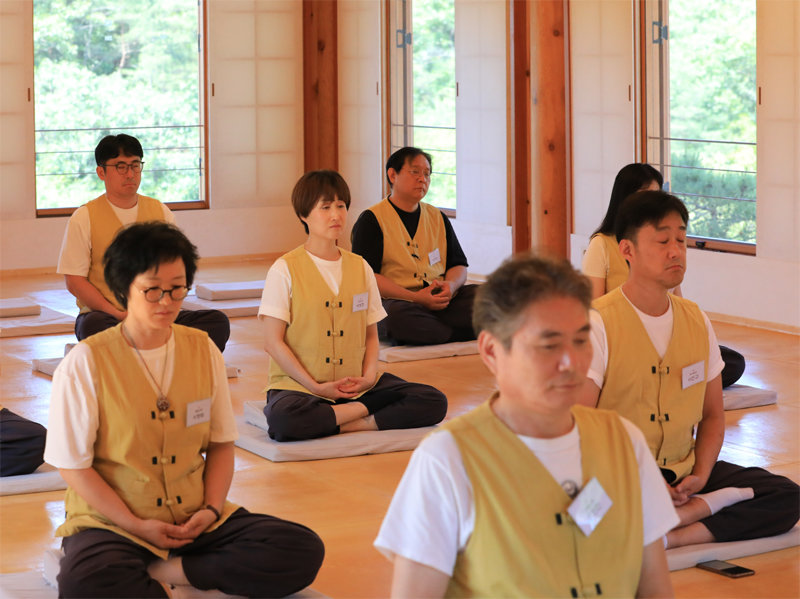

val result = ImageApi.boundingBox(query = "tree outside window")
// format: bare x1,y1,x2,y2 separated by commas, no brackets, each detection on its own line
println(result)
34,0,205,212
645,0,756,244
389,0,456,210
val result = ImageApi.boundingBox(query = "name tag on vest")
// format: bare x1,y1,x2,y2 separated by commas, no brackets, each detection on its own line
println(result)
682,360,704,389
567,477,612,536
186,398,212,427
352,292,368,312
428,248,441,266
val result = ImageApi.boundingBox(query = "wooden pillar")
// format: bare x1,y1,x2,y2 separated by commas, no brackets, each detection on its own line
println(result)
510,0,532,254
531,0,568,257
303,0,338,171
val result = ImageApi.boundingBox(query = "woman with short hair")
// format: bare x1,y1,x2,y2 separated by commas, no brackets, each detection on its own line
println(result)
45,221,324,598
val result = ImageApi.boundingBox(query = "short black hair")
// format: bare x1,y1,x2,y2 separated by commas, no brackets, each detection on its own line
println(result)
594,163,663,236
104,222,199,309
614,190,690,242
291,170,351,234
473,252,592,349
95,134,144,166
385,147,433,186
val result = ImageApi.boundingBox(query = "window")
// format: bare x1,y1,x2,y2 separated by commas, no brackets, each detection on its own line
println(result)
387,0,456,210
33,0,206,213
642,0,756,247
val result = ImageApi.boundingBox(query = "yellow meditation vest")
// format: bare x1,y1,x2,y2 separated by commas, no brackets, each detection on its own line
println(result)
369,197,447,291
592,233,629,292
444,400,643,598
267,247,379,400
82,194,164,312
595,288,708,481
58,324,238,559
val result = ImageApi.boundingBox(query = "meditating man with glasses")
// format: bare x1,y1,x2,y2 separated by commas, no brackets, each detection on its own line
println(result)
57,133,230,351
351,146,478,346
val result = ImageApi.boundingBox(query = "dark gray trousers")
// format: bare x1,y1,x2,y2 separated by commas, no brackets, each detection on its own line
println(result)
58,508,324,598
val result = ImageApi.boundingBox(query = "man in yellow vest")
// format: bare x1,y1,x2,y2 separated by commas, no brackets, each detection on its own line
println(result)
580,190,799,548
376,253,677,598
351,147,477,345
57,134,230,351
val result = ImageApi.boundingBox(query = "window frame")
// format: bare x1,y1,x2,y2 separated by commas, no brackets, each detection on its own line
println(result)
383,0,458,214
637,0,757,255
33,0,210,218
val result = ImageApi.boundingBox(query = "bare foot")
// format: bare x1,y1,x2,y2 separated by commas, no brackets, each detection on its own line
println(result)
147,557,189,587
340,415,377,433
666,521,715,549
675,495,712,527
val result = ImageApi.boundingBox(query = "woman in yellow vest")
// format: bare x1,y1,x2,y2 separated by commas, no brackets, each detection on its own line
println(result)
44,222,324,597
582,163,745,388
259,170,447,441
376,254,677,598
582,163,664,298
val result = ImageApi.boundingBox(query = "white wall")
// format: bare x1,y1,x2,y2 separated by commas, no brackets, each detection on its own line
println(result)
453,0,511,276
570,0,636,238
338,0,383,248
0,0,308,271
569,0,800,329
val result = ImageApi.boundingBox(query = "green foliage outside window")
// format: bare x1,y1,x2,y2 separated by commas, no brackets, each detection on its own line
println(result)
411,0,456,210
668,0,756,243
34,0,202,210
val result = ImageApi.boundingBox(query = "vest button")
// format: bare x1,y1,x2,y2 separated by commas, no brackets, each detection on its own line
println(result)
159,412,168,420
165,499,174,506
160,457,169,464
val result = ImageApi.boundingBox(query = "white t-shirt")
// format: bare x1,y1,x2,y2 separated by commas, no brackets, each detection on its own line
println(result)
374,416,679,577
44,334,237,470
57,195,174,277
587,291,724,389
258,249,386,326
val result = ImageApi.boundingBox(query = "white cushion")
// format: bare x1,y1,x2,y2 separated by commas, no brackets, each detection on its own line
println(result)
0,297,41,318
0,307,74,338
195,280,264,301
378,340,478,363
0,464,66,496
666,524,800,570
722,384,778,410
181,296,260,318
32,358,62,377
234,401,434,462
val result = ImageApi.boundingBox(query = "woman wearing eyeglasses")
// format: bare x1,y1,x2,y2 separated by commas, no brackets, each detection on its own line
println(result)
45,222,324,598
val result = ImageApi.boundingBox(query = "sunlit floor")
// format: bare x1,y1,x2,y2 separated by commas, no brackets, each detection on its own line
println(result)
1,259,798,598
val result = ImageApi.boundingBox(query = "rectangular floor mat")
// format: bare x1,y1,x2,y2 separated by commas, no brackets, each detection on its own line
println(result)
181,296,260,318
378,340,478,363
0,464,66,497
722,384,778,410
0,307,74,338
0,298,41,318
666,524,800,570
234,401,434,462
195,280,264,300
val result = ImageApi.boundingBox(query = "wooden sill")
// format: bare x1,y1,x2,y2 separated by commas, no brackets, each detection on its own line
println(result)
36,200,209,218
688,237,755,256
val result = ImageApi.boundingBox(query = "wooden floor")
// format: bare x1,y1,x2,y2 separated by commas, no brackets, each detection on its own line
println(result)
1,259,798,598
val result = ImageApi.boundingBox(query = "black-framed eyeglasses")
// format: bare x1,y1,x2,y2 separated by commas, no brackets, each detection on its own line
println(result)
407,168,431,180
137,286,190,302
103,161,145,174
